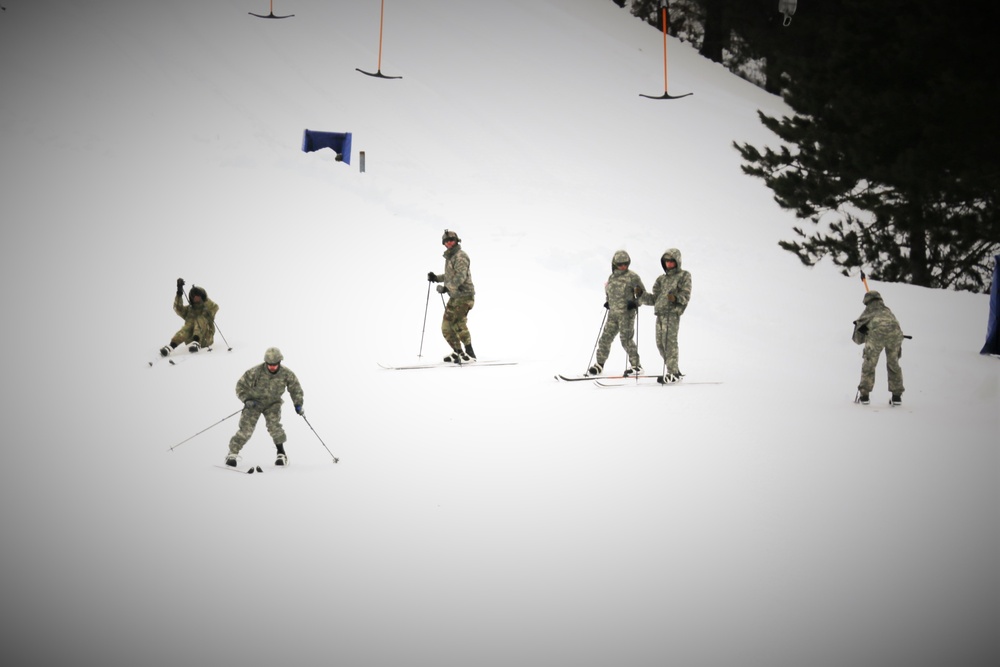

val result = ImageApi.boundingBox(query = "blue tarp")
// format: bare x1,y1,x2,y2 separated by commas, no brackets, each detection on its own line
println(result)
982,254,1000,355
302,130,352,165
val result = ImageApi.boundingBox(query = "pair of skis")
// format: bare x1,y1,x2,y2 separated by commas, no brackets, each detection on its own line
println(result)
216,464,265,475
148,346,214,367
555,373,720,387
378,360,517,371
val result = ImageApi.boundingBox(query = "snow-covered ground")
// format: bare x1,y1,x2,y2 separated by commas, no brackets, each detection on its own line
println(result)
1,1,996,665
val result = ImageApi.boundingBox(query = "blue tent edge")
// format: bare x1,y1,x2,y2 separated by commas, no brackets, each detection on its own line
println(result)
981,254,1000,355
301,129,352,165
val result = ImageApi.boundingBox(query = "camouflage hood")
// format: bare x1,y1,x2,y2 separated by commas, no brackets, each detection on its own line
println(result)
611,250,631,272
661,248,682,272
863,290,883,305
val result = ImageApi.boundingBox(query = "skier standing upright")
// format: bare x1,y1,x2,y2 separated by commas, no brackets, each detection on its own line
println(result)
428,229,477,362
589,250,646,376
226,347,304,466
641,248,692,383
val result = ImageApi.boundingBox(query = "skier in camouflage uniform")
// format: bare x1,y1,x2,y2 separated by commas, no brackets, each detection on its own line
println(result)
226,347,304,466
641,248,692,383
852,290,905,405
428,229,477,362
160,278,219,356
589,250,646,376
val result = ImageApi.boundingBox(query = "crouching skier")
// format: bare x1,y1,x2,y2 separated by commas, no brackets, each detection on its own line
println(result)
160,278,219,356
226,347,304,467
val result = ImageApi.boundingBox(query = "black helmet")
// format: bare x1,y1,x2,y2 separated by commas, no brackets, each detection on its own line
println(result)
189,285,208,301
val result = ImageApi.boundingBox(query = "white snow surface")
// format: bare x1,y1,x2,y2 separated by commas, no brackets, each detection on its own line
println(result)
1,1,997,666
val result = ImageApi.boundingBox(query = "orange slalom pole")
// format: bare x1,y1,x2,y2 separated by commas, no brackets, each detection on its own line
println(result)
661,7,668,93
377,0,386,72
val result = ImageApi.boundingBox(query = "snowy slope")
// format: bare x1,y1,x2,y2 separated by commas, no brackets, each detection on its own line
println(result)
0,1,996,666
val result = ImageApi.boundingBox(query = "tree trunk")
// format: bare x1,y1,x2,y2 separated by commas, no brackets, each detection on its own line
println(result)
907,206,930,287
699,0,726,63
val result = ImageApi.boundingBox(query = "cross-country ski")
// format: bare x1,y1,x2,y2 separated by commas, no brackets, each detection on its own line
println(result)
555,373,653,382
215,464,263,475
378,360,517,371
594,378,722,388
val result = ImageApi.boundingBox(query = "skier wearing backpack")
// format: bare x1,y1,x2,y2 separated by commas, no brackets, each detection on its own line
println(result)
852,290,905,405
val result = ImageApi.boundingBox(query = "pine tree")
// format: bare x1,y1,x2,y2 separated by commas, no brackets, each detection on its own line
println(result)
734,0,1000,292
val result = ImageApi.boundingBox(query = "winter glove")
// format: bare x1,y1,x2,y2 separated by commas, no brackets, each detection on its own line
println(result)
176,277,185,296
295,404,304,416
436,284,448,294
427,272,439,282
627,300,638,310
603,301,609,309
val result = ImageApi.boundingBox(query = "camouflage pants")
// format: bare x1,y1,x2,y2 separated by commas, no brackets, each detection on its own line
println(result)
171,321,215,348
442,296,474,351
655,313,682,375
596,311,639,368
858,337,904,394
228,403,286,454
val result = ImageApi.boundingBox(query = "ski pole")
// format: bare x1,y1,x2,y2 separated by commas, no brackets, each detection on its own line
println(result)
586,307,609,373
301,414,339,463
213,322,233,352
168,408,242,452
418,280,432,358
632,307,641,381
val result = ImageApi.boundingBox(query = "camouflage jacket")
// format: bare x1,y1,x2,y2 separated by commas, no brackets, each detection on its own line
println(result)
434,244,475,298
641,248,692,317
174,295,218,328
852,291,903,346
605,268,646,316
235,364,304,410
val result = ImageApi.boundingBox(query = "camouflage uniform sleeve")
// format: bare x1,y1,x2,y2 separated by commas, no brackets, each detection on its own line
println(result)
284,368,305,406
173,294,189,319
631,273,647,302
641,275,662,307
445,251,471,294
206,299,219,321
235,367,256,402
852,310,871,345
674,271,692,307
